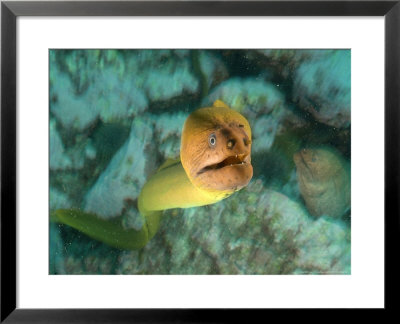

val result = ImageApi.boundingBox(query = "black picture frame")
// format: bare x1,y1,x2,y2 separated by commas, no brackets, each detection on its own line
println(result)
1,0,399,322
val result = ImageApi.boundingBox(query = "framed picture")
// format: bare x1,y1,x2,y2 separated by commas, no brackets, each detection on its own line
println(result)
1,0,398,321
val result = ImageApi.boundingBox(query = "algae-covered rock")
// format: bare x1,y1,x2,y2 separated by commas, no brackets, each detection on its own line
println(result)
153,112,188,159
84,117,153,219
49,187,73,275
95,68,148,123
115,180,350,274
49,223,66,274
50,119,72,171
144,66,199,103
50,49,200,133
204,77,286,116
83,110,191,219
50,64,100,131
249,49,336,78
295,217,351,274
293,50,351,128
251,115,280,152
50,53,148,131
50,186,73,211
197,50,229,94
124,49,200,104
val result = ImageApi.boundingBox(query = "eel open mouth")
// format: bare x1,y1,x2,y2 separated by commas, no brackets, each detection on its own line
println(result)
198,153,249,174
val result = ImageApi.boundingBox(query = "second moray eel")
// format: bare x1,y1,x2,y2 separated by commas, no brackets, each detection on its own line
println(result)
51,100,253,250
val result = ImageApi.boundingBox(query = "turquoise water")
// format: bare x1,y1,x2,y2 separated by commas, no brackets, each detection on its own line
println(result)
49,49,351,274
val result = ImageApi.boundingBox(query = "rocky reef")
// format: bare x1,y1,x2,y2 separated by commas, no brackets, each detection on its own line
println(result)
49,49,351,274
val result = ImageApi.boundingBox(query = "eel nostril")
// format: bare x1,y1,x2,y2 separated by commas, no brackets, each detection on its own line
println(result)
227,139,236,149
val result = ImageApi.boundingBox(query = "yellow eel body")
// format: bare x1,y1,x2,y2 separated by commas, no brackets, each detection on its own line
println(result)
51,100,253,250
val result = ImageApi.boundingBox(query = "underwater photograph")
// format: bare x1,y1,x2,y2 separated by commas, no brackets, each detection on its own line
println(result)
49,49,351,275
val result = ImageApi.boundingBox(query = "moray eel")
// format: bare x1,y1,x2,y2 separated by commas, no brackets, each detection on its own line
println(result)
293,146,350,219
51,100,253,250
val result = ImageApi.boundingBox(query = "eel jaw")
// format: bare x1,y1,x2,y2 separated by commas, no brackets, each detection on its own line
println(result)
197,153,250,175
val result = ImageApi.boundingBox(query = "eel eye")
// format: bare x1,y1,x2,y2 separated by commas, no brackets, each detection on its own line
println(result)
208,133,217,147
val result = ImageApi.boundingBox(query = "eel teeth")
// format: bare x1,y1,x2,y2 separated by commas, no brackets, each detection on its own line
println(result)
198,153,249,174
